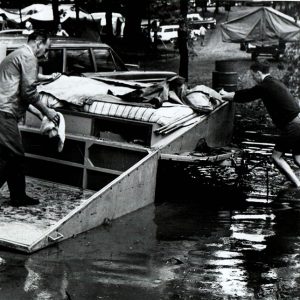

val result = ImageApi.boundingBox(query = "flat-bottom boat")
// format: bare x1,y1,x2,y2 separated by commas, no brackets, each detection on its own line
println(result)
0,98,234,253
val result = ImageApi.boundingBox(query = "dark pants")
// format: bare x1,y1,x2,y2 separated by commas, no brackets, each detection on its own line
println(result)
0,111,26,202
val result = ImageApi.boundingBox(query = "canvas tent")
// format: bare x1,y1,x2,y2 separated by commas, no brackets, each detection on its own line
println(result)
27,4,90,22
0,8,30,24
221,7,300,46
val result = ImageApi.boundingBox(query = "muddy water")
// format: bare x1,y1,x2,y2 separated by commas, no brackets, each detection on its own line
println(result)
1,145,300,299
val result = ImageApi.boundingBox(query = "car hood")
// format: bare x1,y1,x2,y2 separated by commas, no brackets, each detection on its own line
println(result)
83,70,177,83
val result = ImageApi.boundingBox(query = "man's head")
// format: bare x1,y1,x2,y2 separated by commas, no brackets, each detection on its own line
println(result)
250,59,270,83
27,31,50,58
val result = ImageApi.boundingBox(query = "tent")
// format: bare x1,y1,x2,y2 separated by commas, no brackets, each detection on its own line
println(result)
0,8,30,24
221,7,300,46
21,4,46,16
27,4,90,22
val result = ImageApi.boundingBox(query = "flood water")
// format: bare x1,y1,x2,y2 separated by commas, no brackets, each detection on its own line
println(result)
1,140,300,299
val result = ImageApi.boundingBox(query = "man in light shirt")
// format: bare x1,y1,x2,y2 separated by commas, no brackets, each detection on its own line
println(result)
0,31,60,207
199,25,207,46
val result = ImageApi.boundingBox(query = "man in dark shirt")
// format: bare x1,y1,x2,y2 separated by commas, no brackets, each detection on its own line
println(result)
0,31,60,207
220,59,300,188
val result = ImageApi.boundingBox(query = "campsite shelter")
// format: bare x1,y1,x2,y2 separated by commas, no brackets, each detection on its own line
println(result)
20,4,101,40
221,6,300,46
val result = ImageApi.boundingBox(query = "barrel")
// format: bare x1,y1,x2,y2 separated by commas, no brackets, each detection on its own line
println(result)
212,71,238,92
212,60,238,92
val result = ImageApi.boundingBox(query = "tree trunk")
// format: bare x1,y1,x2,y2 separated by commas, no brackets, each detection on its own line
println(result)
214,0,220,14
178,0,189,82
180,0,189,18
52,0,60,27
105,10,113,42
123,0,144,45
74,0,80,21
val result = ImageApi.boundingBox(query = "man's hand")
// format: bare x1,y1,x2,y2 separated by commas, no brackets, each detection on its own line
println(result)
47,109,60,126
51,72,61,80
219,88,235,101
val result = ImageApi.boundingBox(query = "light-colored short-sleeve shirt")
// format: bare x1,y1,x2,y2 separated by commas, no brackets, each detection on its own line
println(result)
0,45,39,121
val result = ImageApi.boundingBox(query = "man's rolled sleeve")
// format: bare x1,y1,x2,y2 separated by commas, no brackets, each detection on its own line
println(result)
19,54,39,104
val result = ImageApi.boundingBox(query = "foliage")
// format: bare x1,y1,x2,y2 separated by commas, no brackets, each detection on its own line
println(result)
281,42,300,101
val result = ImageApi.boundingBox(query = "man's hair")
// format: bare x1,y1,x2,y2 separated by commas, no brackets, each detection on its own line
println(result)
27,31,49,44
250,59,270,74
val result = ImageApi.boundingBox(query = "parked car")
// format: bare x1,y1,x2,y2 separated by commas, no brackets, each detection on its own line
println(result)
187,13,216,29
0,36,176,83
151,25,179,43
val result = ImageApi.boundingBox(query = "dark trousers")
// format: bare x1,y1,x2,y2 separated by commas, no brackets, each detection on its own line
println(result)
0,111,26,202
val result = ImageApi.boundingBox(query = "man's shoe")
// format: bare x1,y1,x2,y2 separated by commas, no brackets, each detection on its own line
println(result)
11,195,40,207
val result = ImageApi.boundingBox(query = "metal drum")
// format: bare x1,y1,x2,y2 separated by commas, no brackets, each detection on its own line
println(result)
212,60,238,92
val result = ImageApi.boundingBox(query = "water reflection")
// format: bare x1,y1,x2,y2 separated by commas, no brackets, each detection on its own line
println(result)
0,162,300,299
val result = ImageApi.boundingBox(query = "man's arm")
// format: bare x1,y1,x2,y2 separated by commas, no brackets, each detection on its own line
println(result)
20,53,60,126
37,72,61,81
220,85,262,103
32,100,60,126
27,104,43,120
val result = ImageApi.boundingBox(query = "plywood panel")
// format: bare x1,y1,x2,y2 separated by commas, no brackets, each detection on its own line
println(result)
29,151,159,252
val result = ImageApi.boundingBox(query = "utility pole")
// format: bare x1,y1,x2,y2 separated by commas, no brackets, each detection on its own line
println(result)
178,0,189,82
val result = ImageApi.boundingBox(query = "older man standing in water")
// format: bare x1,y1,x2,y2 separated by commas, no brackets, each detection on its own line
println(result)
0,31,60,207
220,59,300,188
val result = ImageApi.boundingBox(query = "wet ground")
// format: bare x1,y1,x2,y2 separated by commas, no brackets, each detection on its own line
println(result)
1,5,300,300
1,138,300,299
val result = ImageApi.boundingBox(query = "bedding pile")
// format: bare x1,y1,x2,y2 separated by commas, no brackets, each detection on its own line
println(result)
37,75,224,129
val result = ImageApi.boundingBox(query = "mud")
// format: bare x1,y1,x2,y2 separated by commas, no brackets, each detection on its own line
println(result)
0,178,93,227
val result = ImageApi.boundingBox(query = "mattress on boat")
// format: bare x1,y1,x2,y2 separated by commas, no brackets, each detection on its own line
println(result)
37,75,221,127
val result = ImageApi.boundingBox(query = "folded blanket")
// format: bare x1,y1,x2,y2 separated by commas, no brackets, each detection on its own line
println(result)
40,112,65,152
37,75,134,106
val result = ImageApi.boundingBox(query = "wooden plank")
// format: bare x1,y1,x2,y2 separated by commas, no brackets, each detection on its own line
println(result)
25,153,84,169
20,125,150,152
28,151,159,252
